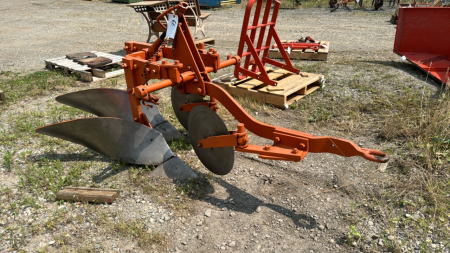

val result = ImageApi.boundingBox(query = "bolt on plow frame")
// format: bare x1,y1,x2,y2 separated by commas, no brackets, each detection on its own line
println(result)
37,0,389,175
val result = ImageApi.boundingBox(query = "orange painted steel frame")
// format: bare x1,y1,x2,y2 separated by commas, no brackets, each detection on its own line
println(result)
235,0,300,86
121,2,389,163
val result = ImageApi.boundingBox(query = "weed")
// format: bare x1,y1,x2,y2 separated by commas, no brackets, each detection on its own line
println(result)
114,220,168,248
4,150,15,171
17,158,86,198
21,196,41,209
169,136,192,152
346,225,361,245
309,107,329,122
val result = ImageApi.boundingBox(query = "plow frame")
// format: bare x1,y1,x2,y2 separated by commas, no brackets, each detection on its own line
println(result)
121,2,389,164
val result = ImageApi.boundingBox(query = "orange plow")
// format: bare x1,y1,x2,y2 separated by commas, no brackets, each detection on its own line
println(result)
37,1,388,175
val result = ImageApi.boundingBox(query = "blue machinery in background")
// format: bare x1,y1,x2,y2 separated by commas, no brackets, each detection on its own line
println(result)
199,0,241,7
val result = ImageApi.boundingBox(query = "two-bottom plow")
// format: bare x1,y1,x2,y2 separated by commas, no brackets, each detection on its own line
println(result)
37,1,389,176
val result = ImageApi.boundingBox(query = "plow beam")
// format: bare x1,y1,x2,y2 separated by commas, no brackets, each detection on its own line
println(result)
200,82,389,163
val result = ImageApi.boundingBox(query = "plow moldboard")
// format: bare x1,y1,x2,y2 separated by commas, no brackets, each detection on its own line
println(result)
36,117,173,165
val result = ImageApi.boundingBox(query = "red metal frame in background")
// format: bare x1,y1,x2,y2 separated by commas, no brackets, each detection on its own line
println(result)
234,0,300,86
394,7,450,85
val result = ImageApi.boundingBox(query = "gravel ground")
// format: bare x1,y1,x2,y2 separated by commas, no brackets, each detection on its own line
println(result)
0,0,396,73
1,0,449,253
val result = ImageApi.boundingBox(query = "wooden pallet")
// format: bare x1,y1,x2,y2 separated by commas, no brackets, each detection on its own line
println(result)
44,51,124,82
212,68,324,109
267,41,330,61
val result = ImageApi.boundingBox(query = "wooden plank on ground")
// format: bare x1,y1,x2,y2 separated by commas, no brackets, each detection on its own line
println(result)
57,187,120,204
92,68,106,78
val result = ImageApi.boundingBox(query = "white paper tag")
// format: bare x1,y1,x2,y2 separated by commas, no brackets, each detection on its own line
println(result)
166,14,178,39
287,46,291,55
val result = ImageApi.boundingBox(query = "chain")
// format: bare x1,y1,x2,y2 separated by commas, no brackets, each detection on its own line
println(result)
172,33,177,59
152,37,172,60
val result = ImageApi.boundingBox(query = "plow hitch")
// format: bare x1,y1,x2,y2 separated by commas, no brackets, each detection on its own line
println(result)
37,0,389,174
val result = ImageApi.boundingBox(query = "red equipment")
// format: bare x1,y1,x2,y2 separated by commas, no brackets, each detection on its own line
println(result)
272,42,326,52
37,1,389,176
234,0,300,86
394,7,450,86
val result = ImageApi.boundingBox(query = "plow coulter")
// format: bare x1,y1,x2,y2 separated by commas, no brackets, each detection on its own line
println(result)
37,0,389,175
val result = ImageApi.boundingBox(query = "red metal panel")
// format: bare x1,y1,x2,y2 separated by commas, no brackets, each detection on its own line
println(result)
394,7,450,55
394,7,450,84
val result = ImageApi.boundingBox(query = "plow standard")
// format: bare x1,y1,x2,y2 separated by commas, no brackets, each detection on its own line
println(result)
37,0,389,175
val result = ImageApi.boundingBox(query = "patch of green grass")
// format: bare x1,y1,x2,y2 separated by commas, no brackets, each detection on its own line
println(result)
168,136,192,152
17,157,87,199
296,62,330,75
4,150,15,171
0,70,77,105
114,219,168,249
21,196,41,209
346,225,361,245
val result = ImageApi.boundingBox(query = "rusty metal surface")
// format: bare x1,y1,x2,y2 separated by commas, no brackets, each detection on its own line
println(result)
36,117,173,165
66,52,97,60
75,57,112,67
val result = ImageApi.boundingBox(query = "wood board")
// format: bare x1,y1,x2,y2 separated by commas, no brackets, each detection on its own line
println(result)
57,187,120,204
44,51,124,82
267,41,330,61
212,68,324,109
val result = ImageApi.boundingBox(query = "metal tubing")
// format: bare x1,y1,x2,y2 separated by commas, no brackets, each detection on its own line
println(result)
204,81,389,163
143,79,174,95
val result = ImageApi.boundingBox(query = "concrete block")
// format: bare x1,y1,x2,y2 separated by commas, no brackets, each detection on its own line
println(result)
150,156,197,180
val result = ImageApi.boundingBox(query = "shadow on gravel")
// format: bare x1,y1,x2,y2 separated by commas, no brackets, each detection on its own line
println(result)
110,49,126,57
359,60,445,90
92,164,130,183
35,151,316,229
199,177,317,229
